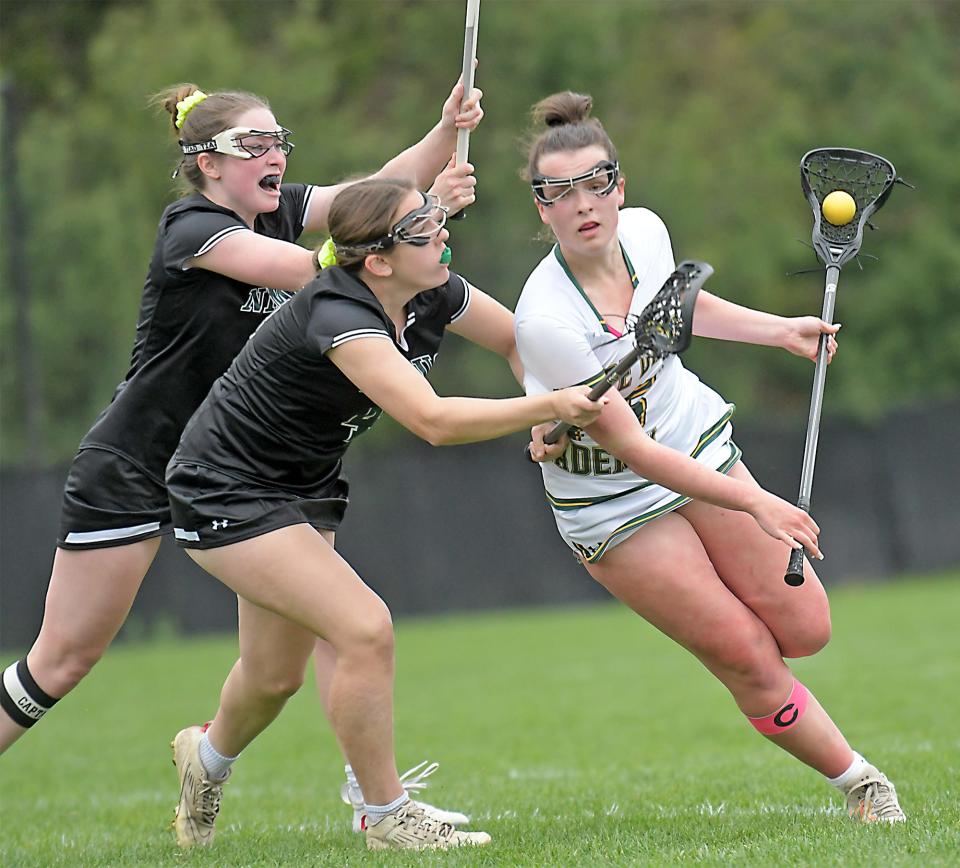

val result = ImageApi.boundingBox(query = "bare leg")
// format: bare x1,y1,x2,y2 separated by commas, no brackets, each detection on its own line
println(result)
187,525,404,805
311,531,338,733
310,556,470,830
585,493,851,778
1,539,160,753
679,462,851,775
680,463,832,658
313,533,342,724
204,599,316,758
313,639,337,720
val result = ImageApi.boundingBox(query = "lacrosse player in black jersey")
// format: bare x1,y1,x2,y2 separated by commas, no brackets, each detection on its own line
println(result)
163,178,605,850
0,75,481,795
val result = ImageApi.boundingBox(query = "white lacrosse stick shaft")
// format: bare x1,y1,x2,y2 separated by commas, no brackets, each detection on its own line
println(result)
456,0,481,166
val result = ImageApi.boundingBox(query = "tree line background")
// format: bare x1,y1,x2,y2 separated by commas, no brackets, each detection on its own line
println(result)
1,0,958,469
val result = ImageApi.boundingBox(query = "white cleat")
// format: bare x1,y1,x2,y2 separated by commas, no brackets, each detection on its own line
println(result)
171,724,229,847
364,799,490,851
843,764,906,823
341,759,469,832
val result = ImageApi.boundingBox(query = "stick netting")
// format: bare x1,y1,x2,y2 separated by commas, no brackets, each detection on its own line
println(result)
801,149,896,248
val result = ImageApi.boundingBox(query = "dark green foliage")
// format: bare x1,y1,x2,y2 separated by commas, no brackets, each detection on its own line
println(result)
2,0,957,464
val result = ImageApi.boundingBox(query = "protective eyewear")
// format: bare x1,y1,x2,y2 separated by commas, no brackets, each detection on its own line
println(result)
179,127,295,159
342,194,449,254
531,160,620,205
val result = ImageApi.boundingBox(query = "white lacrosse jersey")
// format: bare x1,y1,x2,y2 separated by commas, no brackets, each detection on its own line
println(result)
514,207,739,563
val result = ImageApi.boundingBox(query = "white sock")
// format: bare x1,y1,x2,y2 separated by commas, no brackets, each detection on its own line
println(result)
198,731,238,782
827,751,870,790
365,793,409,825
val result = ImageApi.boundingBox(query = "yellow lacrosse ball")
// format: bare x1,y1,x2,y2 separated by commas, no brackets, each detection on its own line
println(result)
822,190,857,226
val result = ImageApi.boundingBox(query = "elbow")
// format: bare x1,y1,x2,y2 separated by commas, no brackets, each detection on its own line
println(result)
422,419,460,447
423,431,454,447
421,426,458,448
409,404,458,447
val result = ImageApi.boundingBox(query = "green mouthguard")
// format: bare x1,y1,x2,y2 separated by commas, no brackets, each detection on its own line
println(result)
440,245,452,265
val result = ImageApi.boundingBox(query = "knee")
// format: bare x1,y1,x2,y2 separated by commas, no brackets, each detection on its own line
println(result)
704,625,784,692
779,613,832,658
340,602,395,665
29,633,106,696
262,672,306,701
244,661,307,702
776,592,832,657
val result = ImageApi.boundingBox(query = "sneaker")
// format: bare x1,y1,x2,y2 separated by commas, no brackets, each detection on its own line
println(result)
171,724,230,847
843,764,906,823
341,760,469,833
365,800,491,850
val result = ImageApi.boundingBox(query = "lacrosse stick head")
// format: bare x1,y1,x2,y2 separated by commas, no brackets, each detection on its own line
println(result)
800,148,897,268
632,259,712,362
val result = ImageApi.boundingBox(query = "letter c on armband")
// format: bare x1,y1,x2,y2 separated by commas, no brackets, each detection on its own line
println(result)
747,680,809,736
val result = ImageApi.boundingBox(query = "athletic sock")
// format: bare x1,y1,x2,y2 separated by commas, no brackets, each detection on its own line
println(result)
198,731,238,782
827,751,870,790
364,793,410,824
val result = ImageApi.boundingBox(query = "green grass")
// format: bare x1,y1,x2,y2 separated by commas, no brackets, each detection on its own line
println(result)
3,572,959,866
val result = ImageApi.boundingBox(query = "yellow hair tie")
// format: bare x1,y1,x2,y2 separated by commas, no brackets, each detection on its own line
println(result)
316,237,338,269
175,90,208,130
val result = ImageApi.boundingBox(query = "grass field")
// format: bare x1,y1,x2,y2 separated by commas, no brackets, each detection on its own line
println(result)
2,571,959,866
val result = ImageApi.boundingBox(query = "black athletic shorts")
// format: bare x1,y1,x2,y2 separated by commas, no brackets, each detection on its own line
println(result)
166,461,349,550
58,447,172,549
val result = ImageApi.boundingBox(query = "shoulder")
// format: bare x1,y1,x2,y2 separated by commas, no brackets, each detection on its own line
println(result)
303,268,390,349
158,196,249,267
414,272,471,323
515,277,582,351
618,207,675,283
308,267,382,310
161,196,247,244
515,247,566,319
162,194,243,231
617,206,670,244
516,247,590,332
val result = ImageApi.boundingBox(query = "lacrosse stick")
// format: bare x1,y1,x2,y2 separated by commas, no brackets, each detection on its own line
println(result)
448,0,480,221
526,260,712,459
784,147,903,586
456,0,480,167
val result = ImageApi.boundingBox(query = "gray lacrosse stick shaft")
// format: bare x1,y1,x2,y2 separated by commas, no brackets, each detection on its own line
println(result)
456,0,480,166
785,263,840,585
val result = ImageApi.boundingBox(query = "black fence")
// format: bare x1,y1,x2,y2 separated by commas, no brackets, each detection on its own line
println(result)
1,400,958,650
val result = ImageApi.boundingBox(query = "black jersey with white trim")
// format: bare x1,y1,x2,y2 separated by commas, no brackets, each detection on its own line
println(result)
80,184,314,482
172,266,471,493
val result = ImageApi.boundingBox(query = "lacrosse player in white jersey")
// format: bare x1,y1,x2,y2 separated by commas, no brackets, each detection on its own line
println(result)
514,91,904,824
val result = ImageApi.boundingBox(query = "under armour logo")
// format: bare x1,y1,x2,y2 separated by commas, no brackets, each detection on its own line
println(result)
212,519,229,530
